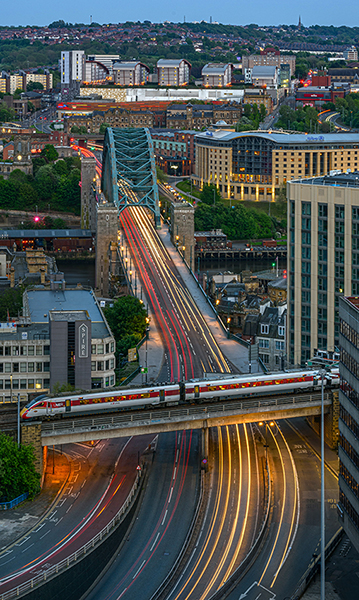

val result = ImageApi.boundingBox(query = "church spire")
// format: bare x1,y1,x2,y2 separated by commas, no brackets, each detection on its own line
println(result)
298,15,302,28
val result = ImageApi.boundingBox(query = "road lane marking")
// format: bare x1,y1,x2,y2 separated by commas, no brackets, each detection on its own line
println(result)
161,509,168,526
150,532,160,551
39,531,50,540
168,487,173,503
132,560,146,579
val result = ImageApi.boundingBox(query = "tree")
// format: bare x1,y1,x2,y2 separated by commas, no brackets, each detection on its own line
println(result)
0,433,40,500
35,164,59,200
99,122,110,134
0,287,23,321
27,81,44,91
199,183,221,205
0,101,15,122
104,296,147,361
156,166,167,183
41,144,59,163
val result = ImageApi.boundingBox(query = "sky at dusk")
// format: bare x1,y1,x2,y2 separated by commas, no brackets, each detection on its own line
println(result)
1,0,359,28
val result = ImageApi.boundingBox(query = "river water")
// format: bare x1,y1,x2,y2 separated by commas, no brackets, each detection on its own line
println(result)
56,259,96,288
56,256,286,290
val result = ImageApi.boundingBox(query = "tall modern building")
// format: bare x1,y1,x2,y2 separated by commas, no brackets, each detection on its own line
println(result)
288,172,359,365
338,295,359,553
61,50,85,98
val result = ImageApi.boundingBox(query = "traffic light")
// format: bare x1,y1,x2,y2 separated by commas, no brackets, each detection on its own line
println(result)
272,262,276,268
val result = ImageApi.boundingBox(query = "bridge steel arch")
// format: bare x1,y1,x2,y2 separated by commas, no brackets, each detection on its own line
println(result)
101,127,161,227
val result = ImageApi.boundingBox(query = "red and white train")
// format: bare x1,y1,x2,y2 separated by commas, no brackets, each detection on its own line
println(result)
20,369,339,420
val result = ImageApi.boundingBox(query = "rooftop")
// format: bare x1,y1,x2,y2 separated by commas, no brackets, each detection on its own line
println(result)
293,171,359,188
195,129,359,146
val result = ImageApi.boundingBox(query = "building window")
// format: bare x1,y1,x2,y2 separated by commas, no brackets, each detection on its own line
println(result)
36,363,42,372
12,363,19,373
261,324,269,334
28,362,35,372
36,379,42,389
5,347,11,356
36,346,42,356
278,326,285,336
91,361,96,371
97,344,104,355
97,361,104,371
20,363,27,373
28,346,34,356
258,338,269,348
91,344,96,354
12,346,19,356
28,379,34,389
20,380,26,390
5,364,11,373
20,347,27,356
44,362,50,372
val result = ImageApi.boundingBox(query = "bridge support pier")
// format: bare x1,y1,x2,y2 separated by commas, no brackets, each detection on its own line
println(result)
21,421,43,482
170,203,195,272
202,421,209,471
81,156,97,231
95,203,118,297
306,390,339,450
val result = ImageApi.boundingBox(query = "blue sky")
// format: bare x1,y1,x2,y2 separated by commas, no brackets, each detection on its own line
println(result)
1,0,358,27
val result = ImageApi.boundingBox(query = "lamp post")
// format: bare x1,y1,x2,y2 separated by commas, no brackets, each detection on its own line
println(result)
320,369,326,600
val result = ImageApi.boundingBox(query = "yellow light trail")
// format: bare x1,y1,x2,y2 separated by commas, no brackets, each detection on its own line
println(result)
258,424,288,585
270,424,299,587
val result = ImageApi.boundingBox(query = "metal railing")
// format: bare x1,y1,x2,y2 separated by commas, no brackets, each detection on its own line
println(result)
0,471,142,600
41,392,332,438
0,493,29,511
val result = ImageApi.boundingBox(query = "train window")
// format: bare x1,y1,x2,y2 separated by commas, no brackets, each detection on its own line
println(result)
141,393,150,398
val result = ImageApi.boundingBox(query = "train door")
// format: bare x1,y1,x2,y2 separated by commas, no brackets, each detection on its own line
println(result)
159,389,165,403
194,385,200,401
65,398,71,413
179,382,186,403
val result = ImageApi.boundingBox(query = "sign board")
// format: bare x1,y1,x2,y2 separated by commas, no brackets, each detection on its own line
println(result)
100,300,106,308
128,347,137,362
141,367,148,373
78,323,89,358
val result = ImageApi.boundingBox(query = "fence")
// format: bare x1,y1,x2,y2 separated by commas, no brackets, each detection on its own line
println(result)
0,493,29,511
1,471,142,600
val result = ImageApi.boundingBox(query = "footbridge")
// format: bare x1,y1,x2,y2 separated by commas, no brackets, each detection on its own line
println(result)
35,390,337,446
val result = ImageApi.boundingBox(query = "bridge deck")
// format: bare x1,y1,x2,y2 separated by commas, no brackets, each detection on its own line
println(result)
40,392,332,445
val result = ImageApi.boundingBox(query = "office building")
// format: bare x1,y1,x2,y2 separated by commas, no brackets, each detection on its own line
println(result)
202,63,233,87
287,172,359,366
113,61,150,86
194,131,359,202
0,283,116,397
157,59,191,86
338,295,359,553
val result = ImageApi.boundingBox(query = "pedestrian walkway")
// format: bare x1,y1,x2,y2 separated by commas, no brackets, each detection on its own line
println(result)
134,222,256,384
0,450,70,550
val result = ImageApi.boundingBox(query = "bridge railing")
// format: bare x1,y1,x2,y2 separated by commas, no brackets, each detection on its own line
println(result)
1,470,143,600
41,392,332,438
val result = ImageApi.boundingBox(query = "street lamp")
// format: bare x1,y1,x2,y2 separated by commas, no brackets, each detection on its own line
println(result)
320,369,326,600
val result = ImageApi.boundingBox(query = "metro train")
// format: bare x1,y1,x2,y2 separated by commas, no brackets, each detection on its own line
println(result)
20,369,339,420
